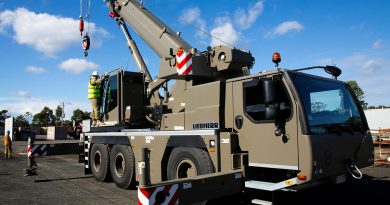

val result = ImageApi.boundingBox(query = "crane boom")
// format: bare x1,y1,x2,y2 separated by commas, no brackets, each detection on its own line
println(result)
109,0,192,58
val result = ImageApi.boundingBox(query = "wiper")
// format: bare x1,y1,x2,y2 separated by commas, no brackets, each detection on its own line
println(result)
347,122,366,134
338,123,354,135
312,124,343,135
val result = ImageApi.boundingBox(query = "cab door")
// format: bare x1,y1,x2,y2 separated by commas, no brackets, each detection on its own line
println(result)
232,76,299,170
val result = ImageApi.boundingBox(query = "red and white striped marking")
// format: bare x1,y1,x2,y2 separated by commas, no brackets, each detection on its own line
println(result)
27,144,48,158
138,184,179,205
27,145,33,158
176,49,192,75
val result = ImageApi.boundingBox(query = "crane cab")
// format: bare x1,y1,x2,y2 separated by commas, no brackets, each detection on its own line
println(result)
99,69,146,126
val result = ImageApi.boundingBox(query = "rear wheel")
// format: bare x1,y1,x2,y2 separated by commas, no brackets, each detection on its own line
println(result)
167,147,214,205
109,145,135,189
90,144,110,182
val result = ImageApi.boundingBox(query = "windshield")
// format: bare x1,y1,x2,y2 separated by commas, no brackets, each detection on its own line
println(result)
290,72,366,134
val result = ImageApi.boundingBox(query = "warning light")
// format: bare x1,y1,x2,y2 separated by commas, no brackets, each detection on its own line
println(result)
297,173,307,180
177,47,184,53
272,52,281,65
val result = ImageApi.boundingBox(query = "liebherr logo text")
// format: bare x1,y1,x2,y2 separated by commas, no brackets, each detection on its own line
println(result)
192,122,219,129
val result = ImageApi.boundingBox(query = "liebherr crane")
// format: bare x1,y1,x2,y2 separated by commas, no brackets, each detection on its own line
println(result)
81,1,374,204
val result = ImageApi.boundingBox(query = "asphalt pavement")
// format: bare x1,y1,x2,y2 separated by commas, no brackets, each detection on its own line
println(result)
0,140,389,205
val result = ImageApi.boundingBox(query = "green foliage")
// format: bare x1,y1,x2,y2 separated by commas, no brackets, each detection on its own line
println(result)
71,108,90,123
62,120,72,127
32,107,56,127
346,80,368,109
55,105,64,126
14,114,29,127
0,109,10,126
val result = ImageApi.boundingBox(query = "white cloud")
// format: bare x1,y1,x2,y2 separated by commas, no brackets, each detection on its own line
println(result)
0,9,13,34
360,59,383,73
266,21,304,37
210,17,239,46
338,53,384,74
182,7,200,23
235,0,264,29
372,39,383,49
179,7,207,38
58,58,99,74
26,66,46,74
11,91,31,99
0,8,109,57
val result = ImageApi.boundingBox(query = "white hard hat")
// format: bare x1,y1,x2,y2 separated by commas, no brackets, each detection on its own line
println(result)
91,71,99,76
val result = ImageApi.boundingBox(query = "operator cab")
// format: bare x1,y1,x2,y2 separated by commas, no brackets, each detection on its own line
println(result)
99,69,146,127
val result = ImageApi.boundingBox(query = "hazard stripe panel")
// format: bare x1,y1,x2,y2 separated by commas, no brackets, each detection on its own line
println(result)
176,50,192,75
138,184,179,205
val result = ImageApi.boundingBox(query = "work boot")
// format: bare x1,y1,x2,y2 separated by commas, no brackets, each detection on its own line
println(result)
96,120,105,126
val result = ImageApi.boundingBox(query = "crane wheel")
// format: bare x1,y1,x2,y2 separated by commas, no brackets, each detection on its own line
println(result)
90,144,111,182
167,147,214,179
110,145,135,189
167,147,214,205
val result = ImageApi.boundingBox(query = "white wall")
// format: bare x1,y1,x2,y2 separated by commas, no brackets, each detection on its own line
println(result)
364,108,390,130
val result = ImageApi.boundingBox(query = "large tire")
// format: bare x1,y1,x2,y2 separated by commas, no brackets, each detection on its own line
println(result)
167,147,215,180
109,145,135,189
90,144,111,182
167,148,214,205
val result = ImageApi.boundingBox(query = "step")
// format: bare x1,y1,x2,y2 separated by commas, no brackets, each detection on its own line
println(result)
252,199,273,205
245,178,297,191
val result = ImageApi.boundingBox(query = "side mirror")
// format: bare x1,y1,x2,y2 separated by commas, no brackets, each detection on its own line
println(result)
262,79,276,104
262,79,277,120
264,107,277,120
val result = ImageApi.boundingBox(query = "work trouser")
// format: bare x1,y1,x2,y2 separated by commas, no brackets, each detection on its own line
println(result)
4,145,11,158
90,98,101,121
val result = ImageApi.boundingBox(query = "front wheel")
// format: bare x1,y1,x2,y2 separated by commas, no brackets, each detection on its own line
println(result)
167,147,214,205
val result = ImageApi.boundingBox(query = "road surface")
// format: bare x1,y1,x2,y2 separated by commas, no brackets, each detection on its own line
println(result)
0,140,389,205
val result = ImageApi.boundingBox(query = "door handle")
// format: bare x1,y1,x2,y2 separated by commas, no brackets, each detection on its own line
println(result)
235,115,243,129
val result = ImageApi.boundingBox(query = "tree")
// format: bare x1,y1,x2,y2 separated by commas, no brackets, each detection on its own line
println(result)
62,120,72,127
14,114,29,127
0,110,10,126
32,107,56,127
55,105,64,126
71,109,91,123
24,112,33,124
346,80,368,109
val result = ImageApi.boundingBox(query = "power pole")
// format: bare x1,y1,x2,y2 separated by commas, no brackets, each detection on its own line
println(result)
61,102,65,127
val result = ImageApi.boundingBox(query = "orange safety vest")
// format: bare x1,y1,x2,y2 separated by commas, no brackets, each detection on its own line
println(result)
3,134,11,146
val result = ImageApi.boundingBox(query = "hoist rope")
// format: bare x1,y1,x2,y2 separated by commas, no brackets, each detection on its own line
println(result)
86,0,91,34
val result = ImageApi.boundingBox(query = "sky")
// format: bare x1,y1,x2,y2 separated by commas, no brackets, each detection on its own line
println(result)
0,0,389,119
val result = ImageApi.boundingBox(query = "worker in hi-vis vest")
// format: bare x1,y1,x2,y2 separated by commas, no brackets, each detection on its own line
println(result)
3,130,12,159
88,71,104,126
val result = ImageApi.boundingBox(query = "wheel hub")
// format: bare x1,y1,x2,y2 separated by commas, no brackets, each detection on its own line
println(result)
115,153,125,177
177,159,197,178
94,150,102,171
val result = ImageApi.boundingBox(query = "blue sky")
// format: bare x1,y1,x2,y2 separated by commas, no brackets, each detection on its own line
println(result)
0,0,389,119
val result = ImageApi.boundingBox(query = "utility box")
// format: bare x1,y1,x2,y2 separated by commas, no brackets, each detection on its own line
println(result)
47,126,67,140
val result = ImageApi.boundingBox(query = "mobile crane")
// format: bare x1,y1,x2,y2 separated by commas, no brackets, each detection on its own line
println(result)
81,0,374,204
